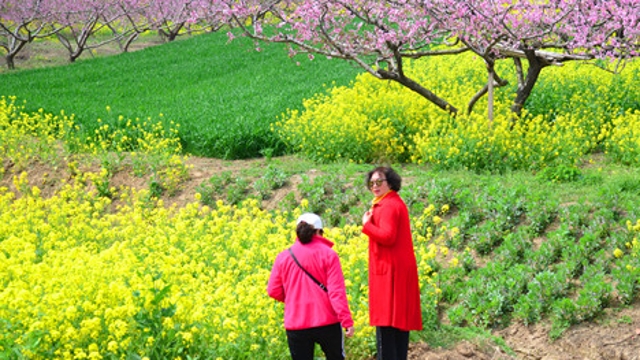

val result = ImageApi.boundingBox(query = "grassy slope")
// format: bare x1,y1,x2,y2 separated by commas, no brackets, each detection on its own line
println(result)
0,31,361,158
2,28,640,357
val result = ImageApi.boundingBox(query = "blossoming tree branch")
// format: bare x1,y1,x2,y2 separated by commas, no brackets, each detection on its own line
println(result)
217,0,639,116
0,0,223,68
1,0,639,116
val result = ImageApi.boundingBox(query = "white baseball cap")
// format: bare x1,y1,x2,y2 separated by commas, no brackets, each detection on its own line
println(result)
296,212,323,230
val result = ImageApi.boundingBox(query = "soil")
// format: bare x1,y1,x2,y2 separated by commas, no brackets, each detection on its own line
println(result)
3,36,640,360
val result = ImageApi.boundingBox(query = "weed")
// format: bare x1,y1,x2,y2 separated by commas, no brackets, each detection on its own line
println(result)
253,165,288,200
226,177,250,205
537,165,583,183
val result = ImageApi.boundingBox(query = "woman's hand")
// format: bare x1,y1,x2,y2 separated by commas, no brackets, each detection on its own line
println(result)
345,326,355,338
362,210,372,225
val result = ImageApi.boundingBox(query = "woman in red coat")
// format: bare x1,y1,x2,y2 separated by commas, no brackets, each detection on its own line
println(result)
361,167,422,360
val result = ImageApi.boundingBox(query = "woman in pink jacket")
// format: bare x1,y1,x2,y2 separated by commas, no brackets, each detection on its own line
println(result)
362,167,423,360
268,212,355,360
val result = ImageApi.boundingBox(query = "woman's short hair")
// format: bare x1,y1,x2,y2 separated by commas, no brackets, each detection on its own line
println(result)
296,221,319,244
295,213,323,244
366,166,402,192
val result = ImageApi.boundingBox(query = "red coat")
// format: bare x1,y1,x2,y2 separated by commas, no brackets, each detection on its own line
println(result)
362,191,423,331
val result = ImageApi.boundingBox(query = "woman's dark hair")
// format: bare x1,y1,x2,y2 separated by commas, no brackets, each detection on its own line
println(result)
296,221,319,244
366,166,402,192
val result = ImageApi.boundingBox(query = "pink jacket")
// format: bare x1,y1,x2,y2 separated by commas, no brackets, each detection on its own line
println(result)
267,235,354,330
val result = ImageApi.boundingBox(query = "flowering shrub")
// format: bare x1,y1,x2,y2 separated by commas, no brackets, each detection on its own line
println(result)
0,175,450,359
0,96,75,173
629,219,640,255
603,110,640,166
273,78,426,163
274,54,489,164
0,97,190,196
1,104,454,358
275,55,640,171
413,110,600,172
1,97,454,356
617,218,640,304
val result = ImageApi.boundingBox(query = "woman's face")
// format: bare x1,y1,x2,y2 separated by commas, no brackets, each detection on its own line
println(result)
369,171,390,197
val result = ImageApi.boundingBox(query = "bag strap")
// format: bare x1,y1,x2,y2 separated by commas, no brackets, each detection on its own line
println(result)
288,248,328,292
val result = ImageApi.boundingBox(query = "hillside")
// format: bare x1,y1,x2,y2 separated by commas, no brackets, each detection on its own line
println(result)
2,154,639,359
2,33,640,360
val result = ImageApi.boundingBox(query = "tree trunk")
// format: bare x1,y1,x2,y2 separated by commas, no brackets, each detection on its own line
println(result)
123,32,139,52
511,50,548,116
488,70,494,122
4,38,29,70
168,22,185,41
5,54,16,70
69,48,83,62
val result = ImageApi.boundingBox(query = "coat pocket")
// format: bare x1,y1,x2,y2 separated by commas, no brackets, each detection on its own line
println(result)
371,247,391,275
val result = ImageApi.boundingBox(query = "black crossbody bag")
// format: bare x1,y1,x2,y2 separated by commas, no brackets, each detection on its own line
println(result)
288,248,328,292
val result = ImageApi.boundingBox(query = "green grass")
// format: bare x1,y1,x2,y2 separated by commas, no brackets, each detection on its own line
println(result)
0,30,361,159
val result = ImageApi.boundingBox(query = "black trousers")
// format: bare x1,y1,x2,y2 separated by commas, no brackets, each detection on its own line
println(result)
286,323,345,360
376,326,410,360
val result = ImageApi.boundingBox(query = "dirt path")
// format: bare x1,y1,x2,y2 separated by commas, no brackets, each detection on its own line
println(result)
405,302,640,359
